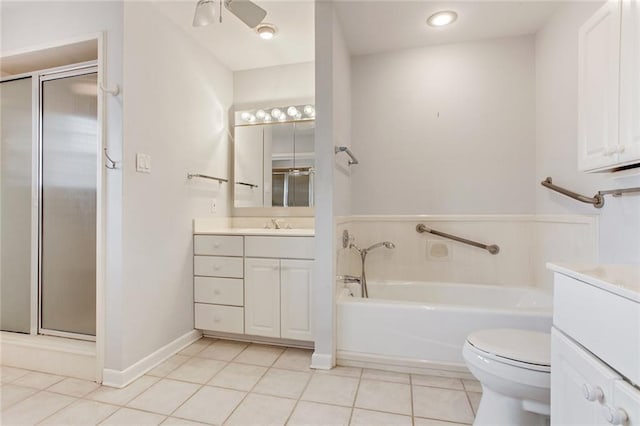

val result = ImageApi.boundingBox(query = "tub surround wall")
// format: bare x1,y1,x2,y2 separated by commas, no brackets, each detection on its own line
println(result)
535,1,640,263
338,215,597,290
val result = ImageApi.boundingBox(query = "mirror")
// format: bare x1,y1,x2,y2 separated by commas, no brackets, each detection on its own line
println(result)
234,106,315,208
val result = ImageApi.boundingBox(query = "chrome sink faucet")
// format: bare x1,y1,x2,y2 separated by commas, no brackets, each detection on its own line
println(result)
271,218,282,229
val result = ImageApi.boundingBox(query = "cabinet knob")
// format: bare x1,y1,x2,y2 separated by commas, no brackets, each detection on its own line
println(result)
214,243,220,248
214,289,221,295
213,265,221,271
582,384,604,402
604,147,615,156
602,405,628,425
616,145,626,154
213,316,221,323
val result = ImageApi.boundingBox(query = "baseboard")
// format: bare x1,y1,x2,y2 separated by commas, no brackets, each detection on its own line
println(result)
202,331,313,350
311,352,334,370
0,332,96,381
102,329,201,388
337,350,475,380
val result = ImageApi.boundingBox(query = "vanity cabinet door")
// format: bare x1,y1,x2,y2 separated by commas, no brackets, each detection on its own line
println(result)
619,0,640,167
280,259,313,341
578,0,622,171
551,328,621,425
244,258,280,338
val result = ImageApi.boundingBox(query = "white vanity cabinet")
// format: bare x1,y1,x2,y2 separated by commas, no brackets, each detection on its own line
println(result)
193,232,314,344
578,0,640,172
244,236,314,341
549,264,640,425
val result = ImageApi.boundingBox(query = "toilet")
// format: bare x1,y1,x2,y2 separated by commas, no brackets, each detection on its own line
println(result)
462,328,551,426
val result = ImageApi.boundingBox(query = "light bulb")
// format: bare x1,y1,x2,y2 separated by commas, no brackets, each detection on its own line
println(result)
256,109,266,119
303,105,315,116
263,115,272,122
241,112,251,121
287,106,299,117
271,108,282,119
295,112,302,119
247,114,256,122
256,24,277,40
427,11,458,27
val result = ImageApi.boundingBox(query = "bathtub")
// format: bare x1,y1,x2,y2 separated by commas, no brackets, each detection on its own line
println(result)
337,280,552,373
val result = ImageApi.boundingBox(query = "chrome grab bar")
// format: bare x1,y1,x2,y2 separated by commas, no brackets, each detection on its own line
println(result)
541,177,604,208
235,181,258,188
334,146,359,165
187,173,228,183
416,224,500,255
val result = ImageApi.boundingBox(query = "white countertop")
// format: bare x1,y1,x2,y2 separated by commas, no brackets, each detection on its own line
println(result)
547,263,640,302
194,228,315,237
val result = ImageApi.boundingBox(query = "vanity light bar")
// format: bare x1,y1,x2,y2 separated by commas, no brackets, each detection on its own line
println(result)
235,104,315,125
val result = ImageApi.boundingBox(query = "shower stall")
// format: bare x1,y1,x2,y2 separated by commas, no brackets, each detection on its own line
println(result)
1,63,98,341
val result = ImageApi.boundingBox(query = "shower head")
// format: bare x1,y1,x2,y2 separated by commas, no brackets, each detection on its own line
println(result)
364,241,396,252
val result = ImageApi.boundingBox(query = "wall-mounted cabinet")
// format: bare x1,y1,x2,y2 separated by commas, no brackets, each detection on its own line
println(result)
578,0,640,172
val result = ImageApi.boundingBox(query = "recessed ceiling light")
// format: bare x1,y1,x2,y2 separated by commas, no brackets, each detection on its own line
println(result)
256,23,277,40
427,11,458,27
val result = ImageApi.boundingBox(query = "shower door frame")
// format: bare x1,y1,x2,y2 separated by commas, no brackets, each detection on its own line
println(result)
38,63,99,342
0,32,107,382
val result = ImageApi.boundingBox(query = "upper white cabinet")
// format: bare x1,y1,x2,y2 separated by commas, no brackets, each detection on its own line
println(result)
578,0,640,172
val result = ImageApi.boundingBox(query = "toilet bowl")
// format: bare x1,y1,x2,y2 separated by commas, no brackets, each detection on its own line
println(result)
462,328,551,426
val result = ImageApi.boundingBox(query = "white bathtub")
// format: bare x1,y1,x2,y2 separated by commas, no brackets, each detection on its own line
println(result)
337,280,552,372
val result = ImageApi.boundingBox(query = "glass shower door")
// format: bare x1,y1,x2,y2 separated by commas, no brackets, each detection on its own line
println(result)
40,70,97,338
0,77,34,334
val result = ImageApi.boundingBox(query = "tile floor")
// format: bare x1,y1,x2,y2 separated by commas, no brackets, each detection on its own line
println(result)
0,338,481,425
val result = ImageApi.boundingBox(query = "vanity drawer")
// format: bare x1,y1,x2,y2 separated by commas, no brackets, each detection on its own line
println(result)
194,277,243,306
554,273,640,386
245,236,314,259
195,303,244,333
194,235,243,256
194,256,244,278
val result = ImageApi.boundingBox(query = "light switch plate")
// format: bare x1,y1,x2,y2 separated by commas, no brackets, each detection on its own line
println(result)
136,153,151,173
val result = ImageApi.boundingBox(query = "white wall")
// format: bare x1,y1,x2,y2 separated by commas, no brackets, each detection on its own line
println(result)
350,36,536,215
119,2,233,370
535,1,640,264
233,61,314,108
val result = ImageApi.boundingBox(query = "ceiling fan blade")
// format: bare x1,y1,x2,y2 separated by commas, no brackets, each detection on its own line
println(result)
225,0,267,28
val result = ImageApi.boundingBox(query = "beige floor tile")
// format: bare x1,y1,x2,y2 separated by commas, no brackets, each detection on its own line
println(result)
101,407,166,425
355,379,412,415
0,384,38,409
196,340,248,361
462,379,482,393
89,375,159,406
413,418,470,426
301,374,359,407
0,366,30,384
178,338,215,357
148,355,191,377
288,401,352,426
162,417,210,425
40,399,118,425
253,368,311,399
172,385,245,424
127,379,200,416
412,385,475,424
350,408,413,426
0,391,75,425
362,369,410,384
316,366,362,378
467,392,482,414
48,377,101,398
411,375,464,390
12,371,64,389
234,344,285,367
271,348,313,371
208,362,267,391
225,393,296,426
167,357,227,384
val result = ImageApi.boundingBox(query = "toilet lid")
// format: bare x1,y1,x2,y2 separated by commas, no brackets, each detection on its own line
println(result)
467,329,551,368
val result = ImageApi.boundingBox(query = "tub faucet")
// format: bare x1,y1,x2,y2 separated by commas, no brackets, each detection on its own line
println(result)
349,241,396,298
